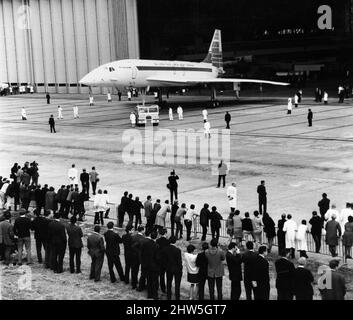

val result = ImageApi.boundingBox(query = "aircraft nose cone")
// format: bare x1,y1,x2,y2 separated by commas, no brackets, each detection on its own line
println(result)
79,74,94,86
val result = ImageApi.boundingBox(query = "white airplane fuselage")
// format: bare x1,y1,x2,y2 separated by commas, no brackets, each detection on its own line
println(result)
80,59,219,89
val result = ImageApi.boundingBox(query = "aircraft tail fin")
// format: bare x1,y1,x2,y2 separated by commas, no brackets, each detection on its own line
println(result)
203,29,223,73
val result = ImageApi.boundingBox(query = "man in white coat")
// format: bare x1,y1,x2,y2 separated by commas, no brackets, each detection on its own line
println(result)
294,94,299,108
283,214,297,259
130,112,136,127
323,91,328,105
21,107,27,120
287,98,292,114
89,95,94,106
325,204,340,222
340,203,353,230
202,109,208,121
57,106,63,119
73,105,79,119
177,106,183,120
107,92,112,102
227,182,237,213
68,164,78,186
169,107,174,121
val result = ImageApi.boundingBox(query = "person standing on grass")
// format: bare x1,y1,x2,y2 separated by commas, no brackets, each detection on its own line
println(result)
308,109,313,127
66,215,83,274
87,225,105,282
217,160,228,188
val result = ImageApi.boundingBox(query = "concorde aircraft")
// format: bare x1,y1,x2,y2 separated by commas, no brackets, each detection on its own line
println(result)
79,29,289,100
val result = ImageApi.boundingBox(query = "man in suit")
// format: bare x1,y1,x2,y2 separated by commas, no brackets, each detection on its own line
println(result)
170,200,179,238
141,230,160,299
1,212,15,265
319,259,346,300
253,246,270,300
131,226,147,290
66,215,83,273
144,195,154,236
80,169,90,198
104,222,125,283
275,252,295,300
31,210,50,264
167,170,179,204
242,241,257,300
309,211,323,253
164,236,182,300
47,212,67,273
87,225,105,282
292,257,314,300
307,109,313,126
205,238,225,300
226,242,242,300
318,193,330,221
48,115,56,133
325,214,342,257
257,180,267,215
199,203,210,242
14,209,32,265
156,228,169,293
122,224,133,284
118,191,129,228
196,242,209,300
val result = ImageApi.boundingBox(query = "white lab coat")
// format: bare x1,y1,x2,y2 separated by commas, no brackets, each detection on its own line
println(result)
340,208,353,229
107,93,112,102
177,106,183,119
294,94,299,104
21,108,27,119
227,185,237,209
202,109,208,120
287,99,292,111
68,167,78,185
94,193,106,212
169,108,173,120
283,219,297,249
325,208,339,222
58,107,63,119
73,106,79,118
89,96,94,105
127,91,132,100
296,224,308,251
130,113,136,125
323,92,328,102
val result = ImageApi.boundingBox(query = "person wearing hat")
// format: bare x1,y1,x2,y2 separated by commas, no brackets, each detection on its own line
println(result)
319,259,346,300
292,257,314,300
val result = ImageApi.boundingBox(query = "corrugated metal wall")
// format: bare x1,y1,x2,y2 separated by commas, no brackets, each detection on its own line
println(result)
0,0,140,93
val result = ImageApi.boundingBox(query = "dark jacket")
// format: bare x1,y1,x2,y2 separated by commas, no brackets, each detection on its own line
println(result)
318,198,330,217
104,229,123,256
196,251,208,279
48,219,67,246
168,175,179,189
80,172,89,183
257,184,267,199
263,214,276,238
163,243,182,274
66,224,83,248
49,117,55,125
140,238,159,272
131,233,147,262
31,216,50,240
14,216,32,238
171,204,179,223
242,218,253,231
1,221,15,246
209,211,223,228
292,267,314,299
122,232,133,259
325,220,342,246
242,250,257,281
87,232,105,257
226,251,242,282
275,257,295,291
225,113,231,122
254,255,270,286
200,208,210,227
309,216,323,235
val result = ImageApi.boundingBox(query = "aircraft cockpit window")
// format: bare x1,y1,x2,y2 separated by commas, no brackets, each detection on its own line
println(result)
108,67,115,72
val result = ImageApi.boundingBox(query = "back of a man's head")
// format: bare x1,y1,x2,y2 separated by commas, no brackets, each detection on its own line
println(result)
94,225,100,233
258,245,267,255
137,226,144,233
210,238,218,248
246,241,254,250
107,222,114,229
150,231,158,240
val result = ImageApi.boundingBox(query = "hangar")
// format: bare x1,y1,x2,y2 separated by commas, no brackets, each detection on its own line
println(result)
0,0,139,93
